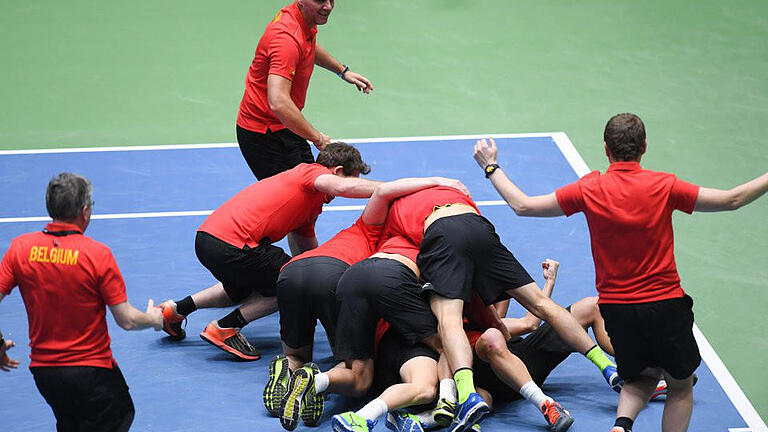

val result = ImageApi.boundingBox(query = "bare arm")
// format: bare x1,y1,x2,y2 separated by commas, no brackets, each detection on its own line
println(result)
315,45,373,94
267,74,330,149
314,175,382,199
503,259,559,336
0,316,20,372
287,232,318,256
694,172,768,212
361,177,470,225
109,299,163,331
473,138,565,217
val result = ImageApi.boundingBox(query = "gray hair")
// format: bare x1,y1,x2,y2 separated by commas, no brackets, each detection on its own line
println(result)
45,173,93,220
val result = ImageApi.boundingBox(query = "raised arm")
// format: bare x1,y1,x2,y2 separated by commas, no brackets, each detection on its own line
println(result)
315,45,373,94
694,172,768,212
313,175,381,199
109,299,163,331
267,74,330,149
361,177,470,225
473,138,564,217
503,259,560,337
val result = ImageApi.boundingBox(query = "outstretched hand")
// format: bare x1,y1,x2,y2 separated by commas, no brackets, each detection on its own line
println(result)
343,71,374,94
0,339,19,372
146,299,164,331
473,138,499,169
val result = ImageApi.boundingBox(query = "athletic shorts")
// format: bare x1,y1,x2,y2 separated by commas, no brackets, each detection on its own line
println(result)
370,329,439,397
195,231,290,302
599,295,701,381
473,308,575,401
31,364,134,432
418,213,534,304
277,256,349,352
334,258,438,360
237,125,314,180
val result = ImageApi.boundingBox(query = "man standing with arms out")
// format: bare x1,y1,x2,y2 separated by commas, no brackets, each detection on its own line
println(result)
0,173,163,431
472,115,768,432
158,143,379,361
237,0,374,180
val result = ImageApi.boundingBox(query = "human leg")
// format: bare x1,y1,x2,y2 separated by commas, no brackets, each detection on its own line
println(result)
661,373,694,432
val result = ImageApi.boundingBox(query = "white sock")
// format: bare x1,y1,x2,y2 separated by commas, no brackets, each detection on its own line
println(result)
314,372,329,394
519,381,552,409
413,410,437,429
356,398,388,422
439,378,458,403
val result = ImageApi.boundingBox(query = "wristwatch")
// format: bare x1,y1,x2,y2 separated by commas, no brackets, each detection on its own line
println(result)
484,163,500,178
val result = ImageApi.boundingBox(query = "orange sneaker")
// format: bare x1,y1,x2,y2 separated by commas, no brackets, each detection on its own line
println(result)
540,400,574,432
157,300,187,340
199,321,261,361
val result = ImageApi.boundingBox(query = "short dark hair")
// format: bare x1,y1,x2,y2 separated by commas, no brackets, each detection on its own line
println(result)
604,113,646,161
315,142,371,175
45,173,93,220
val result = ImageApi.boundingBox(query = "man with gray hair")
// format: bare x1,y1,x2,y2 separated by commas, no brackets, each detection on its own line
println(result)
0,172,163,432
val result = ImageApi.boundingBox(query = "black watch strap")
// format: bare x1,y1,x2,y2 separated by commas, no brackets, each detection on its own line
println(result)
484,163,500,178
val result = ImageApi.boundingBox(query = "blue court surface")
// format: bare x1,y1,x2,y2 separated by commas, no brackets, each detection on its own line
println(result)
0,134,763,431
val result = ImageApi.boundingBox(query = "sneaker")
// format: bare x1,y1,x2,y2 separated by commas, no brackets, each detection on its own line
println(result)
603,365,623,393
332,411,376,432
199,321,261,361
433,398,456,428
385,411,424,432
540,400,574,432
301,362,324,426
448,393,490,432
157,300,186,340
264,355,291,416
281,365,314,431
651,373,698,400
470,425,481,432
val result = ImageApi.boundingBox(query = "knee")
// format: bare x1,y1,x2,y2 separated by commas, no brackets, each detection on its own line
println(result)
476,328,507,361
413,383,438,405
349,366,374,398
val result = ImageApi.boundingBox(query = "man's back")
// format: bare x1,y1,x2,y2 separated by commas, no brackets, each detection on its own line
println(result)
556,161,700,303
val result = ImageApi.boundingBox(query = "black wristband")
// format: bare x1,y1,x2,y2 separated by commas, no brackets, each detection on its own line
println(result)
484,163,500,178
337,65,349,79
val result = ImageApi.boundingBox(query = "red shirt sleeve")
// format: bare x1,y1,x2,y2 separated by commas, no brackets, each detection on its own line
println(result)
300,164,331,191
555,180,585,216
669,177,700,214
267,30,301,81
97,248,128,306
0,240,18,295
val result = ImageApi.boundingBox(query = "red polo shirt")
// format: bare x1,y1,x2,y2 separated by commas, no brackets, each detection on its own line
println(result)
199,163,331,248
383,187,479,247
376,235,419,263
285,217,383,268
555,162,700,304
237,1,318,133
0,222,127,368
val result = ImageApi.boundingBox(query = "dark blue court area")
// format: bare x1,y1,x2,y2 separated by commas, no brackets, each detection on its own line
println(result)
0,135,755,431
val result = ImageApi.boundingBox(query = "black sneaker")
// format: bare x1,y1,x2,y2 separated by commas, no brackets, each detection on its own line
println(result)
264,355,291,416
301,362,324,426
281,365,314,431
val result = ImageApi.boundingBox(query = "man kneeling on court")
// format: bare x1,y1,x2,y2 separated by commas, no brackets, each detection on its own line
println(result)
157,142,379,360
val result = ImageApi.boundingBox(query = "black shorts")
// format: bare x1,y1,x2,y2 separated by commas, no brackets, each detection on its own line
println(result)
418,213,534,304
277,256,349,352
599,295,701,381
370,329,439,397
31,364,134,432
195,231,290,302
237,125,314,180
334,258,438,360
473,308,575,401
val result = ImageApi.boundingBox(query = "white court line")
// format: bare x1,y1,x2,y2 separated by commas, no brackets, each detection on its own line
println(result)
0,132,561,155
0,201,510,224
551,132,768,432
2,133,765,429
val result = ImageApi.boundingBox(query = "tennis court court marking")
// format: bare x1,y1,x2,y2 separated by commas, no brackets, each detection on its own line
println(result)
0,132,764,431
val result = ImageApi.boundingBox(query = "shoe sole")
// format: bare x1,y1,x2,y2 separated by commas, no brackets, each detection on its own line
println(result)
450,402,490,432
301,363,323,426
434,408,454,428
552,416,574,432
163,322,186,340
264,356,290,417
199,331,261,361
281,368,311,431
331,415,357,432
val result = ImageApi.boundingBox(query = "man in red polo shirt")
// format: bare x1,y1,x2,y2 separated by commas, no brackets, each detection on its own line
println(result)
0,173,163,432
237,0,374,180
472,114,768,432
158,142,379,361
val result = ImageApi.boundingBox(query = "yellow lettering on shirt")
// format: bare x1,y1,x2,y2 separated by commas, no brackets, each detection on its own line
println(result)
272,10,283,23
29,246,79,266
